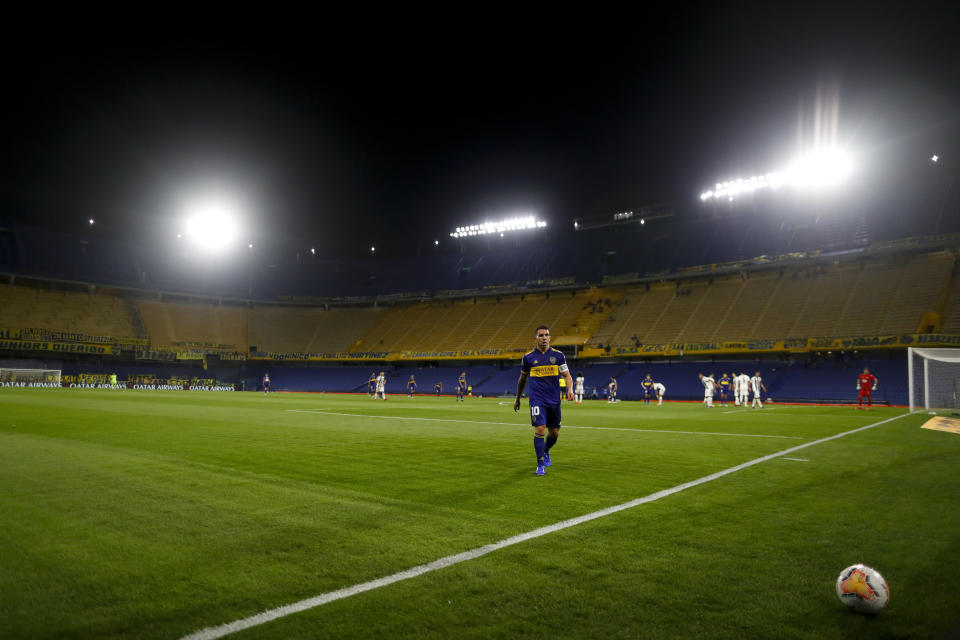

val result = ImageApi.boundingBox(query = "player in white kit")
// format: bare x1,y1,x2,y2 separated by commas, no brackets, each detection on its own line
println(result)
376,371,387,400
733,373,741,406
653,381,665,405
574,373,585,404
699,373,716,408
737,371,751,407
750,371,767,409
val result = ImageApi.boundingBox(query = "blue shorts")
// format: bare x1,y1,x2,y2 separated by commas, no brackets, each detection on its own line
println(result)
529,401,561,428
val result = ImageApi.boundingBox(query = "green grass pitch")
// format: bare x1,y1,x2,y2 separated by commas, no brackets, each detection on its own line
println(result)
2,388,960,639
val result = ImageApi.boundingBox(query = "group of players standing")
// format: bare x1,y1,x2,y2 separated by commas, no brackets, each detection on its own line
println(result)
367,371,469,401
697,372,768,408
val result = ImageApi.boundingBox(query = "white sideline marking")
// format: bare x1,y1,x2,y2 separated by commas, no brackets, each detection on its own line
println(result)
182,412,910,640
285,409,803,440
782,457,809,462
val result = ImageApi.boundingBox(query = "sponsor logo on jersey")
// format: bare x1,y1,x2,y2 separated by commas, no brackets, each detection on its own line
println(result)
529,365,559,377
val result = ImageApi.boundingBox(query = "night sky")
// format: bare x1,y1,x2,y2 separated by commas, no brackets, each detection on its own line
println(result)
2,6,957,260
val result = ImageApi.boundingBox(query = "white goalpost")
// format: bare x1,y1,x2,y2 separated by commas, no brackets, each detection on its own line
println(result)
0,368,62,385
908,348,960,413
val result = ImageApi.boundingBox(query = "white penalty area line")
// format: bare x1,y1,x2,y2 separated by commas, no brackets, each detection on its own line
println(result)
182,412,910,640
284,409,802,439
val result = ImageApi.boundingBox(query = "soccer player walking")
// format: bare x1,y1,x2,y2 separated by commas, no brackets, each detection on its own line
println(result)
574,372,585,404
856,368,878,409
607,377,618,403
737,371,751,407
407,375,417,397
262,373,271,395
750,371,767,409
514,325,575,476
376,371,387,400
457,372,467,402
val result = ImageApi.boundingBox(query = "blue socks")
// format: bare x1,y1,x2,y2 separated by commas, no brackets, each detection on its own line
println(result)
545,432,558,452
534,434,546,463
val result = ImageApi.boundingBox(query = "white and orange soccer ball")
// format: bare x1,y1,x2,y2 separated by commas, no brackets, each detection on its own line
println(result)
836,564,889,614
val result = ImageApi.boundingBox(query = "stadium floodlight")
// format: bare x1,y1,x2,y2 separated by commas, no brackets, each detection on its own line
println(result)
310,247,316,255
787,148,853,187
434,239,439,246
88,218,95,225
700,147,853,202
183,197,240,251
931,154,939,164
449,215,546,239
370,246,376,253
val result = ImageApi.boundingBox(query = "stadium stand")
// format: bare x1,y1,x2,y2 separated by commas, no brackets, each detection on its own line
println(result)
248,305,384,354
877,251,954,334
0,282,140,340
785,263,860,338
589,284,676,347
133,301,387,354
941,267,960,334
351,289,607,354
135,300,245,348
711,272,780,340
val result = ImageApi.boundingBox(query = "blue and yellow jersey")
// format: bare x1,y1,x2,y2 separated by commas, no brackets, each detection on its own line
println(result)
458,374,467,389
434,382,442,392
521,348,568,405
641,378,654,391
718,376,732,392
407,377,416,390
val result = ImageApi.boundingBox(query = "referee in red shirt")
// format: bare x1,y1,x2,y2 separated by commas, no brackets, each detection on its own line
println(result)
856,368,878,409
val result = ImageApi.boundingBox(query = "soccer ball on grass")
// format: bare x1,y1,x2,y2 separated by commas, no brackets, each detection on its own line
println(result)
836,564,889,614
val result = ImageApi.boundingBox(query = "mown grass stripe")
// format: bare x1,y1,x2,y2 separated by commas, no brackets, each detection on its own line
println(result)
285,409,804,439
182,412,909,640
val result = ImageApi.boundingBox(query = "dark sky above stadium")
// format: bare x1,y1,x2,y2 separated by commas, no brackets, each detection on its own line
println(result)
2,5,957,260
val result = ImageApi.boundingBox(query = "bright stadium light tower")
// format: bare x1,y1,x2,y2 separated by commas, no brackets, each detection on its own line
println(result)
449,214,547,239
700,147,854,202
183,196,241,252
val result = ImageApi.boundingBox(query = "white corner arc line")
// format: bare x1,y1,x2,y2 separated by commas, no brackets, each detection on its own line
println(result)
181,412,909,640
284,409,802,439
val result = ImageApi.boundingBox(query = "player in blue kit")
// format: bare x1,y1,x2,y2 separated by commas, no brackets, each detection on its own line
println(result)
407,375,417,397
434,381,442,397
641,374,655,404
717,373,732,406
513,325,575,475
367,372,377,398
456,372,467,402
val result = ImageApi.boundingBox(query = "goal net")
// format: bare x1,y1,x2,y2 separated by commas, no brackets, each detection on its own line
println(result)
0,368,62,385
908,348,960,413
